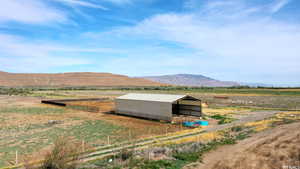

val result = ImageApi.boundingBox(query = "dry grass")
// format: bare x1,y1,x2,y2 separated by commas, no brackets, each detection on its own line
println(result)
66,100,115,113
0,96,185,167
276,111,300,120
245,119,277,132
203,107,249,116
195,122,300,169
212,123,300,169
24,136,80,169
161,131,224,146
244,111,300,132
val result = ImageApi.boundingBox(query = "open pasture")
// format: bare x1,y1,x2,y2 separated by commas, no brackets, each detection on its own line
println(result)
0,95,183,167
0,87,300,167
31,88,300,110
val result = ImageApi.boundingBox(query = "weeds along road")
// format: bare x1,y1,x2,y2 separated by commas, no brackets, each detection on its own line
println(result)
80,111,279,162
1,111,279,169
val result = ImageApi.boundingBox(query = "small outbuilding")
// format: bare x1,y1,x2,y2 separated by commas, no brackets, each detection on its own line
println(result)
115,93,202,122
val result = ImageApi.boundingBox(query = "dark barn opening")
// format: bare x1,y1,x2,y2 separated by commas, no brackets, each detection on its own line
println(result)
172,96,201,117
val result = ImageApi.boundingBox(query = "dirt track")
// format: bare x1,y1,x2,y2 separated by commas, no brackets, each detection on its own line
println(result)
1,95,293,169
193,122,300,169
204,110,278,133
13,110,282,168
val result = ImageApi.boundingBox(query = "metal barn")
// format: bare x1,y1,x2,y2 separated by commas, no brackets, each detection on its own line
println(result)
115,93,201,121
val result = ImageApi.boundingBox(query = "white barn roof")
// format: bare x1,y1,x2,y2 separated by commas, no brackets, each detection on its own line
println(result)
116,93,188,103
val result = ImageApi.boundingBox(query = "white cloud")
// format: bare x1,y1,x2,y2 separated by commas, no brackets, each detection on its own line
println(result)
131,14,299,67
0,0,67,24
205,0,241,9
269,0,290,13
100,0,132,5
0,34,125,72
92,0,300,84
54,0,108,10
0,34,90,72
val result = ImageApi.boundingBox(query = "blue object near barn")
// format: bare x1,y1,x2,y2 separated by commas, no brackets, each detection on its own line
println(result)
183,121,195,127
183,120,209,127
195,120,209,126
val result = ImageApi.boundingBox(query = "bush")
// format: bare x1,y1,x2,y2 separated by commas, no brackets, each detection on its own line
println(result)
0,88,32,96
231,126,243,132
218,118,235,124
173,152,199,162
25,136,80,169
210,114,226,120
210,114,236,124
140,160,176,169
119,149,133,161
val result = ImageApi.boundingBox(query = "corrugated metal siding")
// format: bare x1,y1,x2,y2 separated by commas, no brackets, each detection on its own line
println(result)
115,93,201,121
115,99,172,121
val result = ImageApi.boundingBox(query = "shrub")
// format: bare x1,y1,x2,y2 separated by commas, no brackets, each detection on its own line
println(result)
140,160,175,169
0,88,32,96
231,126,243,132
210,114,236,124
24,136,80,169
218,118,235,124
115,149,133,161
210,114,226,120
173,151,199,162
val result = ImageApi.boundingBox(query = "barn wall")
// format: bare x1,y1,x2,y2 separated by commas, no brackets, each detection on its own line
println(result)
178,105,201,116
176,99,202,117
115,99,172,121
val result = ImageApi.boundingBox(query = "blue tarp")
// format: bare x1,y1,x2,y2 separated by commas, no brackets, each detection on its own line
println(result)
183,120,209,127
195,120,209,126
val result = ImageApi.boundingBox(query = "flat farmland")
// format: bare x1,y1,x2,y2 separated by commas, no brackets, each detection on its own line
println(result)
1,88,300,167
0,95,182,167
32,89,300,110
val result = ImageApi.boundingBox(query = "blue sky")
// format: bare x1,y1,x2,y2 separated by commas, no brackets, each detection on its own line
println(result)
0,0,299,85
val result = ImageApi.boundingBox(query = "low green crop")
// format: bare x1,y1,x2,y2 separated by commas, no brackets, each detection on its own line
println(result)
210,114,236,124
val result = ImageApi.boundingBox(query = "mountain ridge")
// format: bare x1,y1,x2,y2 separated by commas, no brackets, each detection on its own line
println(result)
0,71,166,87
142,74,240,87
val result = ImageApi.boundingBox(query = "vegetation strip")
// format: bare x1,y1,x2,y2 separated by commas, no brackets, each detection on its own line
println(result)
0,111,280,169
3,109,297,168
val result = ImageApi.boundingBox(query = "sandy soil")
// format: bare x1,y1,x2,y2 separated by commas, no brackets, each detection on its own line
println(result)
192,122,300,169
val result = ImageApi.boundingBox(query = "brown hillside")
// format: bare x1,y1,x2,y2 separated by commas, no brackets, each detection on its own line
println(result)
0,72,166,87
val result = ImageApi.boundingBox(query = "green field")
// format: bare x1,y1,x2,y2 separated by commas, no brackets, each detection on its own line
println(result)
2,86,300,96
1,87,300,167
0,106,125,167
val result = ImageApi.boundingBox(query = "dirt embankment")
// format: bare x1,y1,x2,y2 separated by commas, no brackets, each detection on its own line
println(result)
195,122,300,169
0,71,166,87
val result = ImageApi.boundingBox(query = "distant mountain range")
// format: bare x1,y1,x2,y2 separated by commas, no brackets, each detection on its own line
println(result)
142,74,240,87
0,71,165,87
238,82,273,87
0,71,296,88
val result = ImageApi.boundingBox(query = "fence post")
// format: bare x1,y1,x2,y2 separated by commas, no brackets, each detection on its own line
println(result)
15,150,18,165
107,136,110,145
129,130,132,141
180,121,183,130
82,140,85,152
165,127,168,135
148,145,151,160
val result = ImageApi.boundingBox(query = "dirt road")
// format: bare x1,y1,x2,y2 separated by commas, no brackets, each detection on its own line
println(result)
76,111,281,164
205,111,278,132
192,122,300,169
